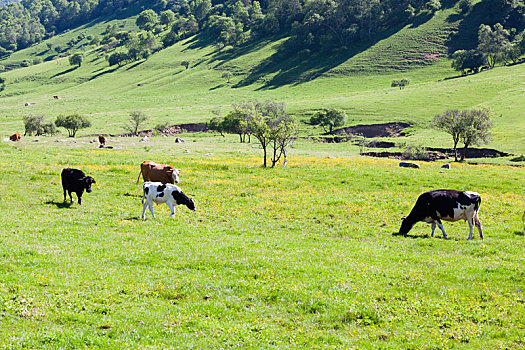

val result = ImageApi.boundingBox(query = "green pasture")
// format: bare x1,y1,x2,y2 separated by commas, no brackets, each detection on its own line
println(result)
0,137,524,348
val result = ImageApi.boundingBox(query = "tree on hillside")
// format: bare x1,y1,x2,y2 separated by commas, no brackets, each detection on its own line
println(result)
433,109,492,161
243,101,296,167
0,76,4,91
478,23,510,67
433,110,464,161
125,110,148,136
458,109,492,161
391,78,410,89
55,114,91,137
160,10,175,28
136,10,159,31
451,50,486,74
23,115,57,136
181,60,190,69
108,52,128,66
310,108,347,133
69,53,83,67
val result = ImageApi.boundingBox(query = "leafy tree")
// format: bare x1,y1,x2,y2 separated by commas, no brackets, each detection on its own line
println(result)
310,108,347,133
108,52,128,66
222,71,233,83
451,50,487,74
458,0,473,14
55,114,91,137
68,53,83,67
434,109,493,161
160,10,175,27
0,76,4,91
136,10,158,31
426,0,441,13
181,60,190,69
433,110,464,161
23,115,57,136
125,110,148,136
478,23,510,67
243,101,296,167
458,109,493,161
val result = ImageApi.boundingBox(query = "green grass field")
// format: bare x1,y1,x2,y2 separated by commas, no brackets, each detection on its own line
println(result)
1,3,525,348
0,137,524,348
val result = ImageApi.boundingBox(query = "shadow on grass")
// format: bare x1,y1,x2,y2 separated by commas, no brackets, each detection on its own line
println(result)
52,67,78,78
514,230,525,236
89,66,119,80
392,232,432,239
122,192,141,198
45,200,73,209
125,216,142,221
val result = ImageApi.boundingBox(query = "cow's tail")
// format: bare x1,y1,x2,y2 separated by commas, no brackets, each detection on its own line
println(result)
474,195,482,212
136,169,142,184
141,184,146,204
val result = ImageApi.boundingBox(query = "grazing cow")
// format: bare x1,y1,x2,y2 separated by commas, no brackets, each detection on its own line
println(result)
399,189,483,240
9,133,21,141
98,135,106,146
141,182,195,219
399,162,420,169
441,164,451,169
61,168,96,205
136,160,180,184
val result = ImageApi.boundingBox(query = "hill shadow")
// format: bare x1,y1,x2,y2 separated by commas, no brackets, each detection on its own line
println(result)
233,24,407,90
515,230,524,236
45,200,73,209
52,67,78,78
89,66,118,80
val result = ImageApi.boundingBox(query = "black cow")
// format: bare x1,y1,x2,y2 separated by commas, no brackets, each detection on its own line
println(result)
61,168,96,205
399,189,483,240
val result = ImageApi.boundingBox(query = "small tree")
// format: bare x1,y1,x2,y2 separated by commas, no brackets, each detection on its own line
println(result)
458,109,492,161
434,109,492,161
55,114,91,137
0,76,5,91
310,108,347,133
181,60,190,69
391,78,410,89
136,10,159,31
125,110,148,136
222,71,233,83
108,52,128,66
451,50,486,74
433,110,463,161
160,10,176,27
69,53,83,67
478,23,510,67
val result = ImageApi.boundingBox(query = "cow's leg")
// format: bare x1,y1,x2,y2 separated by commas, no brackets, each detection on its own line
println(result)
431,222,436,237
148,202,156,218
436,219,447,239
142,200,148,219
167,201,175,218
474,213,483,240
467,217,474,240
68,191,73,203
76,192,82,205
63,187,67,202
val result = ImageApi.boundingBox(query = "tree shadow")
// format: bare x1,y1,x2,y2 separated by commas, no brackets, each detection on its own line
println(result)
89,66,119,80
45,200,73,209
124,216,142,221
209,83,227,91
514,230,525,236
52,67,78,78
126,60,146,71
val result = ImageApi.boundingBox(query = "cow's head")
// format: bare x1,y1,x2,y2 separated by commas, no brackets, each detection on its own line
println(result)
84,176,96,193
169,168,181,183
398,216,413,235
187,197,196,211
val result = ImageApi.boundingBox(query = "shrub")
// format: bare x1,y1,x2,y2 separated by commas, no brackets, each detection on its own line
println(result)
402,145,432,161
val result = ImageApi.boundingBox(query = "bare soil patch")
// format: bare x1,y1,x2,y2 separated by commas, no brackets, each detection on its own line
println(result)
330,122,412,138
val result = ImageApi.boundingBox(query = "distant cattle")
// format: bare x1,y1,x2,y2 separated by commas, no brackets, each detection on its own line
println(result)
441,164,451,169
399,189,483,240
98,135,106,146
61,168,96,205
399,162,420,169
53,95,60,99
141,182,195,219
9,133,21,141
136,161,180,184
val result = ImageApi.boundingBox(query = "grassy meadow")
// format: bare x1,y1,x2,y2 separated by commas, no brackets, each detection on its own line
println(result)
0,136,524,349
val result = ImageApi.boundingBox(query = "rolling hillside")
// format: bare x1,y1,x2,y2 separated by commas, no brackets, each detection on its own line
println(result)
0,1,524,160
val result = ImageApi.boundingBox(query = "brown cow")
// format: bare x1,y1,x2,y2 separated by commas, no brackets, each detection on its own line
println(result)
136,161,181,184
98,135,106,146
9,133,21,141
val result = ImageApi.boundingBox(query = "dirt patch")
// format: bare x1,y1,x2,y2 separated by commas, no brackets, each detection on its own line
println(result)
427,147,511,158
119,123,208,137
366,140,396,148
331,122,412,138
423,53,441,61
361,151,448,161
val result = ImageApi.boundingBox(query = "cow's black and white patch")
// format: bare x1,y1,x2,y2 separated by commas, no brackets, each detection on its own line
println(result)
142,182,195,219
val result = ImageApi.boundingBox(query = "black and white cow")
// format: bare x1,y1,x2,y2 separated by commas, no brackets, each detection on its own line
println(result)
142,182,195,219
399,189,483,240
61,168,96,205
